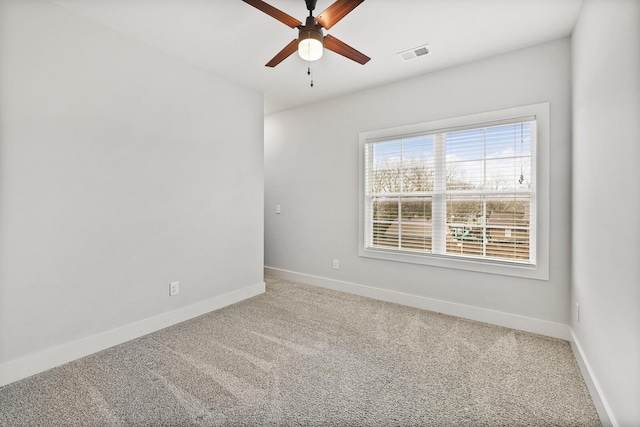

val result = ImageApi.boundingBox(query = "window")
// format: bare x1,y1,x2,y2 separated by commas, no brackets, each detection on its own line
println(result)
359,104,549,280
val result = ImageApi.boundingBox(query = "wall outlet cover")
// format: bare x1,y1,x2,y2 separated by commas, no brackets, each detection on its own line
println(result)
170,281,180,296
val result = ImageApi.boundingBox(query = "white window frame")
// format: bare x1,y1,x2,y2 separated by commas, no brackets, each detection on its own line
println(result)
358,103,549,280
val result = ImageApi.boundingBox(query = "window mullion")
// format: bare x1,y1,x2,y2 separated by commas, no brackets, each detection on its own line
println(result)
398,196,402,248
432,133,446,254
482,129,487,257
482,195,487,257
399,140,403,248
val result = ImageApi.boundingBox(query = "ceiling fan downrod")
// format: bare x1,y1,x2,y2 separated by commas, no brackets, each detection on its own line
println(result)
305,0,318,14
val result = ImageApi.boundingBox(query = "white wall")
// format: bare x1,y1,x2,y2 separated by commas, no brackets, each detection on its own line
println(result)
0,0,264,379
265,39,572,328
571,0,640,425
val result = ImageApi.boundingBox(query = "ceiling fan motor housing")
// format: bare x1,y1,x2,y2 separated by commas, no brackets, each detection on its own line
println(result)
298,16,324,44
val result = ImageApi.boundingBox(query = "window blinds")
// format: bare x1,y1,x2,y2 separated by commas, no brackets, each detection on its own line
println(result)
364,119,536,264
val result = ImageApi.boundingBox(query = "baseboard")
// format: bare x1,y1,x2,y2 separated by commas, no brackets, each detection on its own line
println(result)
0,281,265,388
569,329,617,427
265,267,570,340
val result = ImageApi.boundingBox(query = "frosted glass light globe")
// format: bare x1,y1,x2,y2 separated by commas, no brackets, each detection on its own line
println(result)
298,37,323,61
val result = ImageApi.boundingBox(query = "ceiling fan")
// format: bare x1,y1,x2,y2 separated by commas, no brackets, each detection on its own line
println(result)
242,0,371,67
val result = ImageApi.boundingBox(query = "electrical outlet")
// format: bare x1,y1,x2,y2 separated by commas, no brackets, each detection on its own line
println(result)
276,204,281,214
333,259,339,270
576,302,580,323
170,281,180,296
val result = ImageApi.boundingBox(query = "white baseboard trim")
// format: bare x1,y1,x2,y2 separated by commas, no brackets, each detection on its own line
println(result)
569,329,616,427
0,281,265,388
265,267,570,340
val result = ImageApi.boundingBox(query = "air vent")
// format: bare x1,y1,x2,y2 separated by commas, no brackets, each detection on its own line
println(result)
398,45,430,61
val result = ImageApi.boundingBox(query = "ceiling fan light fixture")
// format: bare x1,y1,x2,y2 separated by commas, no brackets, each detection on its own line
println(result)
242,0,369,67
298,29,324,61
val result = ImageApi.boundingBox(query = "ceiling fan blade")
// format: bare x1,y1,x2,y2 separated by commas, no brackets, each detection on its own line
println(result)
316,0,364,30
242,0,302,28
323,34,370,65
265,39,299,67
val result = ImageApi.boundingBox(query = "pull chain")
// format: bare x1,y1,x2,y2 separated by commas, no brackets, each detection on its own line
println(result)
307,64,314,87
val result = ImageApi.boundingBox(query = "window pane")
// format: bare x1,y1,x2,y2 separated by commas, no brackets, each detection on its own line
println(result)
486,196,530,261
370,141,401,194
446,129,484,191
484,123,533,191
446,196,484,257
402,136,434,192
399,197,432,251
372,197,399,248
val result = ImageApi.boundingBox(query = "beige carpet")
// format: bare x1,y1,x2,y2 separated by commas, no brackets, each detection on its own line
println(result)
0,276,600,426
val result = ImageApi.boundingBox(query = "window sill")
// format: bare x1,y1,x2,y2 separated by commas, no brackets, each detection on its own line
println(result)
359,246,548,280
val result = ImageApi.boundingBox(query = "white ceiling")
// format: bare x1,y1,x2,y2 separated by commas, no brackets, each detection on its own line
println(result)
50,0,583,114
